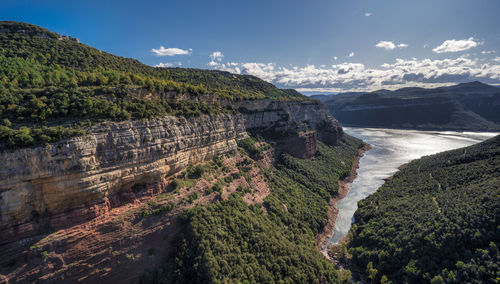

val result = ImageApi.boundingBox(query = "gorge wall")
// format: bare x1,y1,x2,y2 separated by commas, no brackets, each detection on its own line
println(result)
0,100,342,244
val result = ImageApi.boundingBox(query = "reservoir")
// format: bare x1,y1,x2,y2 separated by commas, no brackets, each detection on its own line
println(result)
328,127,498,244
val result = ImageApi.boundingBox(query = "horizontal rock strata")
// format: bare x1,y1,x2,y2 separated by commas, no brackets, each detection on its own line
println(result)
0,100,342,243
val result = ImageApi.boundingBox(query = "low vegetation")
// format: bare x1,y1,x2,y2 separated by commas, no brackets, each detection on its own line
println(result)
237,137,263,159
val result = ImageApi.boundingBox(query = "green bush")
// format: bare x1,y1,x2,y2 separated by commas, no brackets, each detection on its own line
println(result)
237,137,262,158
187,165,205,179
210,183,223,194
187,193,198,204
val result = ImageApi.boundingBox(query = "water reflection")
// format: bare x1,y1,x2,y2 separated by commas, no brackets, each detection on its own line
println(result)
329,127,498,244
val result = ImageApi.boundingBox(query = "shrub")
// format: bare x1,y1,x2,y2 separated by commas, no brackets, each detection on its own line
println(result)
237,137,262,158
224,176,233,183
187,165,205,179
166,179,181,192
187,193,198,204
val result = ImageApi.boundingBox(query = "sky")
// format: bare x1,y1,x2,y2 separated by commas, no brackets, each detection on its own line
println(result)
1,0,500,93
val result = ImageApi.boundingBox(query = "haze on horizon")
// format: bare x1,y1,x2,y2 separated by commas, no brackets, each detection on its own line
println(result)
2,0,499,93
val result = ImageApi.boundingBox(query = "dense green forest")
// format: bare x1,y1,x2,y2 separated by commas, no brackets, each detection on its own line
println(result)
0,21,306,149
143,135,365,283
347,135,500,283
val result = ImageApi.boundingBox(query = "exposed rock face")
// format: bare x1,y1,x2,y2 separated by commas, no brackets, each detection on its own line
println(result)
0,100,342,243
0,114,245,243
282,131,318,159
318,125,343,146
238,100,343,145
236,99,340,131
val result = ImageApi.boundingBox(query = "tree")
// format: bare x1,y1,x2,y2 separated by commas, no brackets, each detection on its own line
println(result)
366,261,378,282
430,275,444,284
380,275,390,284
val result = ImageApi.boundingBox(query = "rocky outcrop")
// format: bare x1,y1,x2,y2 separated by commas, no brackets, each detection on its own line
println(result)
237,99,343,147
0,100,342,243
236,99,340,131
282,131,318,159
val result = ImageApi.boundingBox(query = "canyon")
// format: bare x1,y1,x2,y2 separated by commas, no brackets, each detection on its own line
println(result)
0,98,342,245
0,22,353,283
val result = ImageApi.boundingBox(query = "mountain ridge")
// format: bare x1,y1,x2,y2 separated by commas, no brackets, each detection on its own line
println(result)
313,81,500,131
0,21,312,150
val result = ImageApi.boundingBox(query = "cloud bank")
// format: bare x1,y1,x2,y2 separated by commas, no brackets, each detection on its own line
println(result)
432,37,480,53
152,46,192,56
207,56,500,92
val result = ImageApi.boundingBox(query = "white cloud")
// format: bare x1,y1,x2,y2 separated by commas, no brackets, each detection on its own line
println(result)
432,37,481,53
154,62,182,67
348,52,355,57
207,61,220,67
210,51,224,61
155,62,173,68
494,57,500,62
424,44,429,48
151,46,192,56
481,50,496,54
365,12,372,17
376,41,396,50
333,56,338,60
376,41,408,50
210,56,500,92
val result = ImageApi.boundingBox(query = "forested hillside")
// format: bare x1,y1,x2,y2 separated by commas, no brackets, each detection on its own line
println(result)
348,135,500,283
0,21,306,149
143,136,365,283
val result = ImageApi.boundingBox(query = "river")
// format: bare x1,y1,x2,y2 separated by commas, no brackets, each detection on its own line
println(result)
328,127,498,245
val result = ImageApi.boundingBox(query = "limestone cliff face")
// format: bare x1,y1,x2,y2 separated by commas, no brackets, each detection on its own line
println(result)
236,99,339,130
239,99,343,147
0,100,342,243
282,131,318,159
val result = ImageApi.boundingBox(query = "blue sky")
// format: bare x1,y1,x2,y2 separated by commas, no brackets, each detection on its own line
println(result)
2,0,500,92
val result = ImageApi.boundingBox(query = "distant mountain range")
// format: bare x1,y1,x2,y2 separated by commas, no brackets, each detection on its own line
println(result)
312,81,500,131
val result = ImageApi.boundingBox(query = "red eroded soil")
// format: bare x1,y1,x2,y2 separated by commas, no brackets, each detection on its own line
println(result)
0,150,271,283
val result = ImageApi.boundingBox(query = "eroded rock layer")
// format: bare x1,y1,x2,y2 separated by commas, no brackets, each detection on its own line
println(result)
0,100,342,243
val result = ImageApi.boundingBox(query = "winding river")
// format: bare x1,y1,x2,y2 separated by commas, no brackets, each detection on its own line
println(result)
328,127,498,245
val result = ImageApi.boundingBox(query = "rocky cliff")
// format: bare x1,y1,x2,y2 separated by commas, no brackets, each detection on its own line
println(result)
0,100,342,244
